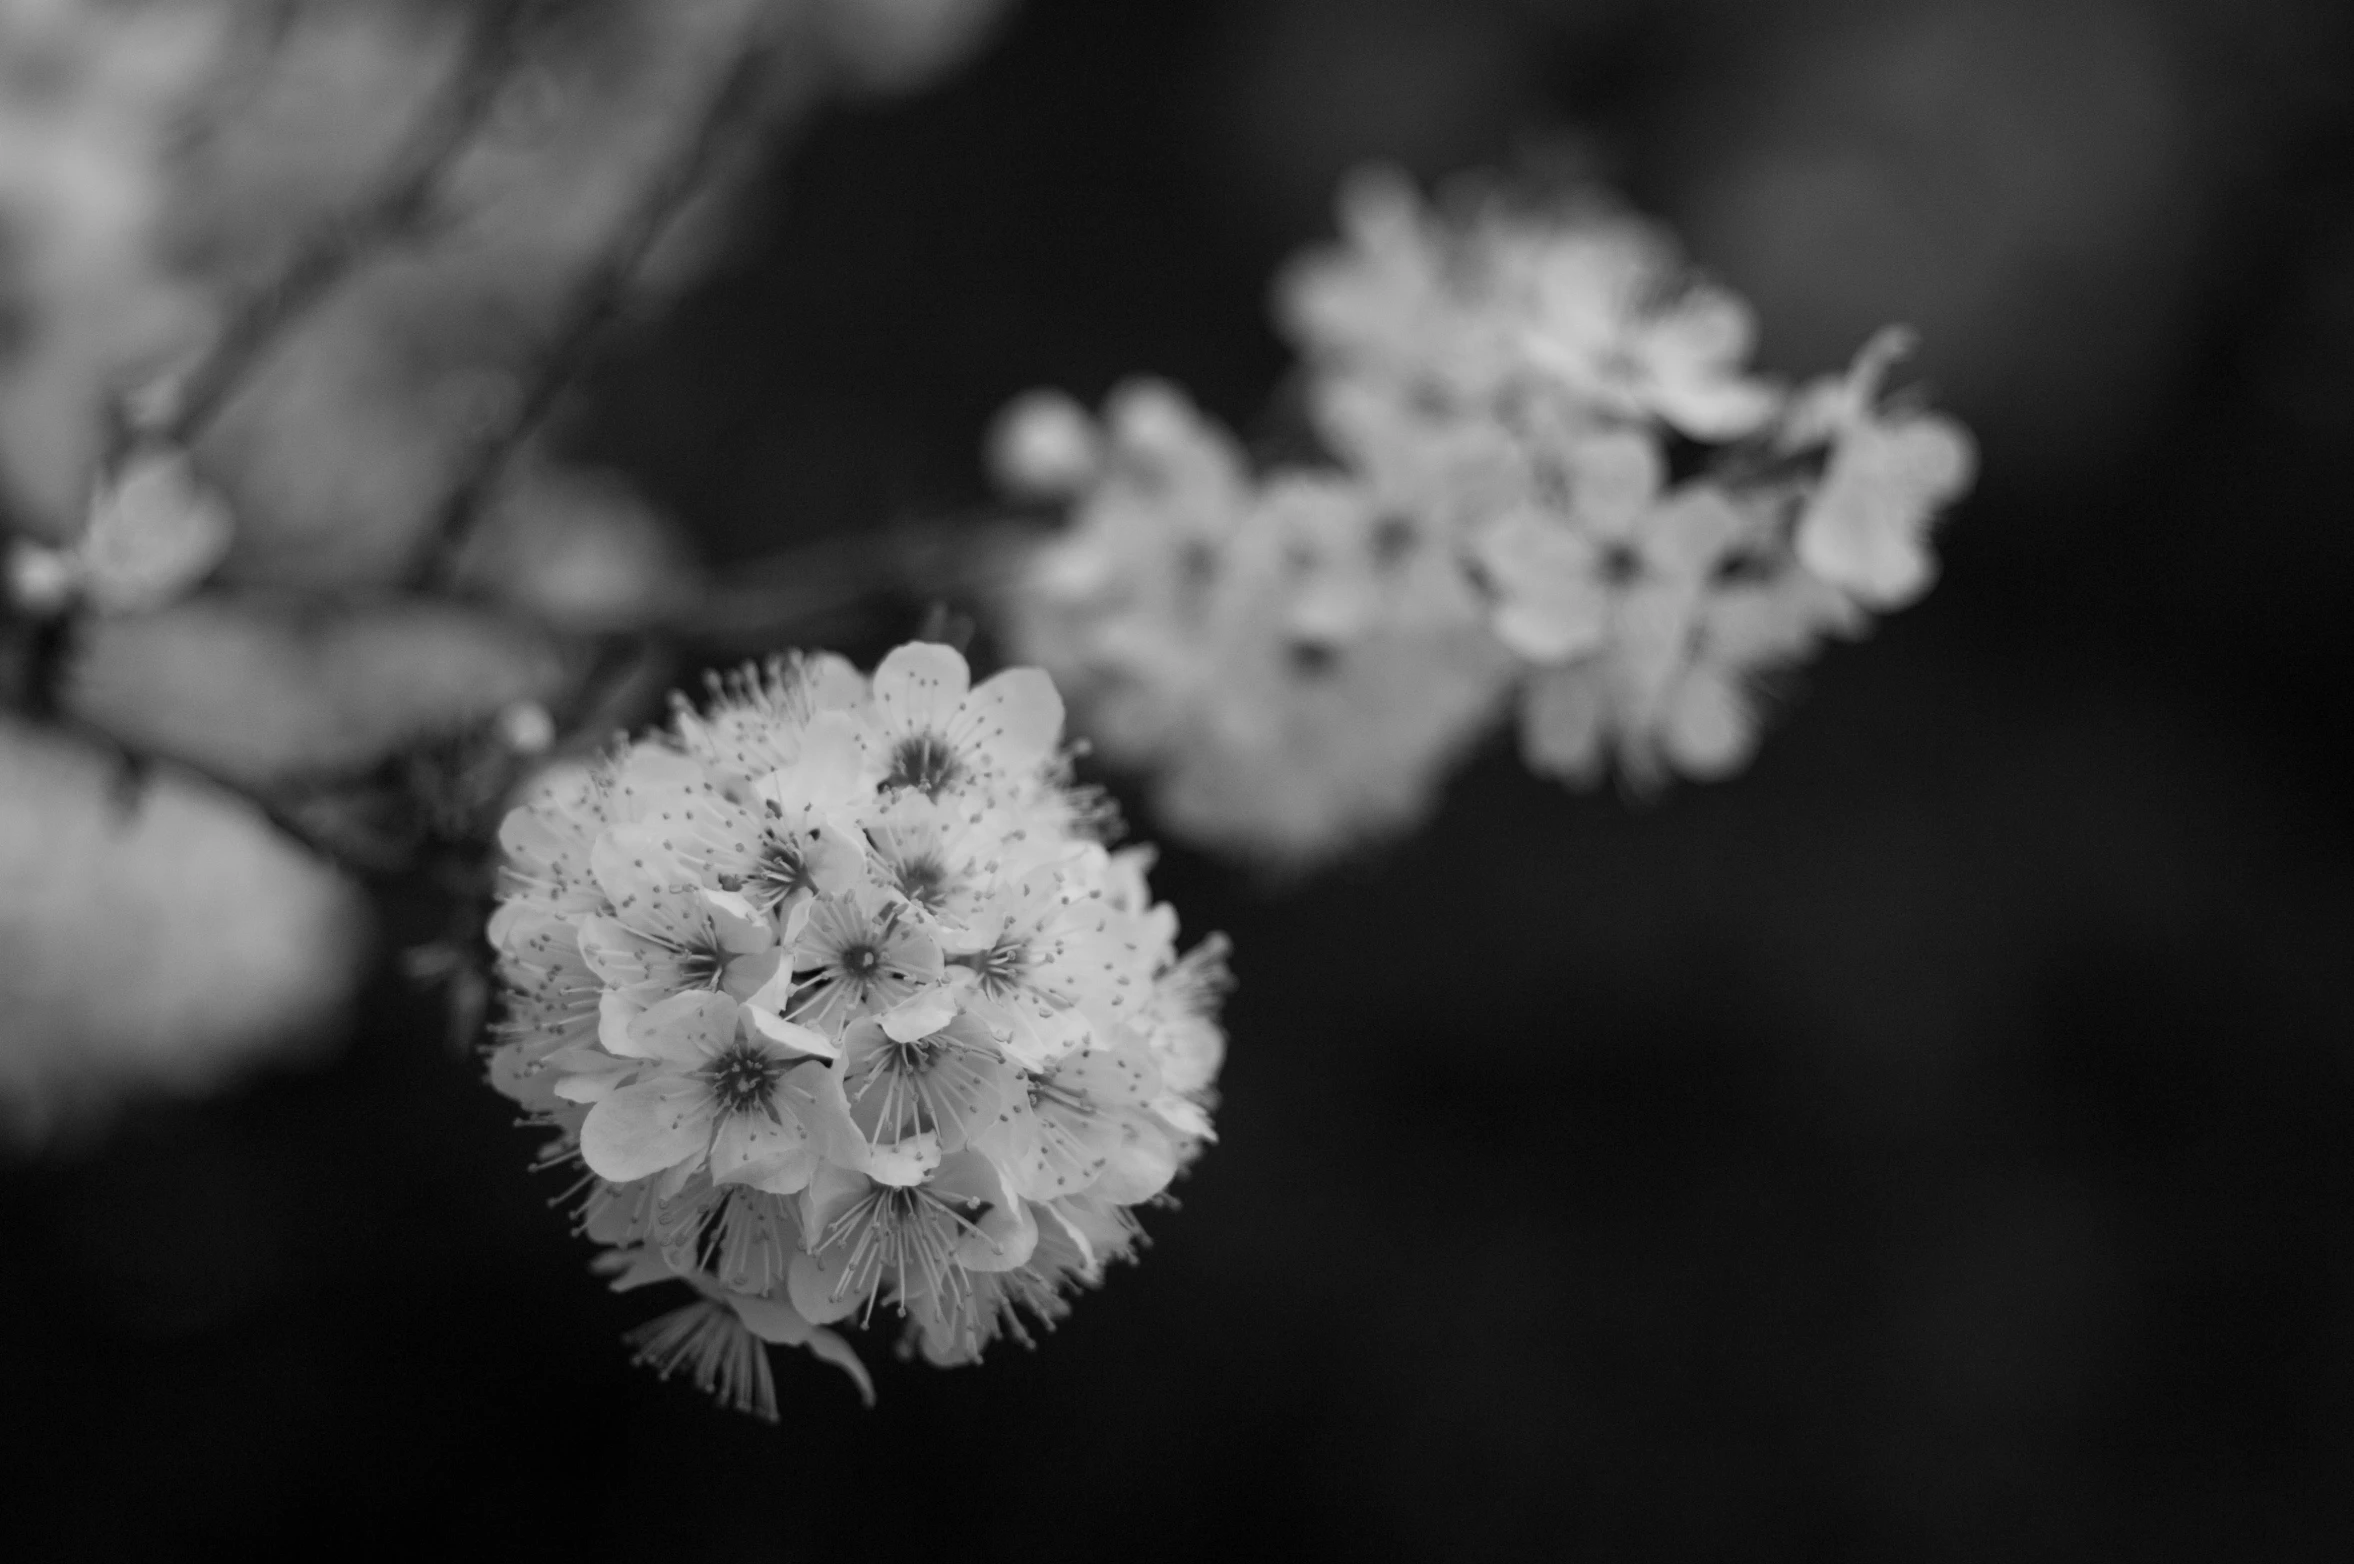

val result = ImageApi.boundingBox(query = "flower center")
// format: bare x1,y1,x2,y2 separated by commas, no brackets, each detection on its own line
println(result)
676,935,730,989
894,853,950,911
751,839,817,905
885,733,964,798
702,1043,786,1116
839,942,883,980
960,935,1028,995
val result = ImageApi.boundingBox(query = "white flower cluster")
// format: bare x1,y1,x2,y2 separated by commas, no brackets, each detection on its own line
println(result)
487,643,1226,1414
996,167,1976,864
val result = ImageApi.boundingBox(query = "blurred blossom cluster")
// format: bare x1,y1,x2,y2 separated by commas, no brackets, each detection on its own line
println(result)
0,0,1014,1141
488,643,1225,1411
998,168,1975,864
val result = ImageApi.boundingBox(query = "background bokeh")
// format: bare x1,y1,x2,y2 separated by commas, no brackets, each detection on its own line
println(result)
6,0,2353,1555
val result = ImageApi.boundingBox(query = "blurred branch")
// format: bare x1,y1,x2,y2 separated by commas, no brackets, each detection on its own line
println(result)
413,9,818,591
52,708,399,880
1,0,1046,936
159,0,539,445
168,0,309,161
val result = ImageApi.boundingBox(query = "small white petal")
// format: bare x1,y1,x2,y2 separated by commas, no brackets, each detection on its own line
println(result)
552,1069,632,1104
581,1079,711,1183
872,641,972,735
880,985,959,1043
746,1006,836,1060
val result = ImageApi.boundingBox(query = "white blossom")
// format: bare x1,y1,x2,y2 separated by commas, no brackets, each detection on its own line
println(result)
487,643,1227,1411
996,167,1975,860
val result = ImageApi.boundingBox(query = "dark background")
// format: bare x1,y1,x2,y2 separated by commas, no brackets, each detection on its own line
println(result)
7,0,2354,1556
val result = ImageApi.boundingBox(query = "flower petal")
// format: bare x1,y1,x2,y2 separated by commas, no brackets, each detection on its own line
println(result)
721,947,782,1002
862,1132,943,1187
768,710,874,809
1092,1118,1177,1204
702,890,775,955
728,1290,819,1345
871,641,972,736
787,1248,862,1325
699,885,764,927
581,1078,712,1183
1052,1039,1161,1109
724,1293,876,1408
1660,660,1758,781
1795,417,1972,608
954,666,1064,771
622,989,737,1065
576,915,667,991
880,985,959,1043
955,1193,1038,1273
774,1060,865,1169
589,825,694,917
552,1069,633,1104
711,1109,820,1193
598,988,643,1053
1520,663,1607,784
799,1161,873,1238
746,1006,836,1061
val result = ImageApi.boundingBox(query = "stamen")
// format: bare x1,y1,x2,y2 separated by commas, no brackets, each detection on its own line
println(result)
749,837,818,908
1030,1073,1092,1114
818,1183,990,1323
885,732,965,797
701,1042,786,1116
662,1186,798,1294
960,935,1029,995
626,1300,779,1423
894,853,949,910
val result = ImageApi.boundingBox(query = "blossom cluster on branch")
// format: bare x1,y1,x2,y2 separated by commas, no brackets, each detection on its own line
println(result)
996,168,1976,865
487,642,1226,1413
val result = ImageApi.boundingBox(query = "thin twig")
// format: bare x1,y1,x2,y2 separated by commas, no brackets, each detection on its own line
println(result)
412,12,813,591
161,0,538,444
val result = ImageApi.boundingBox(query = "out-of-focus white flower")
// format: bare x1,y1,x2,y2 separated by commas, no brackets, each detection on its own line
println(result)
990,388,1103,498
996,166,1975,861
71,445,235,613
1785,329,1978,609
0,719,364,1147
1277,166,1522,406
1518,235,1784,440
1000,380,1516,866
488,644,1227,1411
4,442,235,620
816,0,1014,96
6,540,80,617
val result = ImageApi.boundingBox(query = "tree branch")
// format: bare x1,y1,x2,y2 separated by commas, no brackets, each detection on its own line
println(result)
411,11,817,591
160,0,538,444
